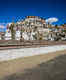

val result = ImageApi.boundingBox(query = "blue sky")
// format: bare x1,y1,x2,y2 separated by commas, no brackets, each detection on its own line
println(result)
0,0,66,31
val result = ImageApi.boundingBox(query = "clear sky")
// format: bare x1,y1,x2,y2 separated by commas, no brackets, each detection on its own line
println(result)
0,0,66,26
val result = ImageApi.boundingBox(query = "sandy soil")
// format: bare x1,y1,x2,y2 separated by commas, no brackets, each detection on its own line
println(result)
0,50,66,80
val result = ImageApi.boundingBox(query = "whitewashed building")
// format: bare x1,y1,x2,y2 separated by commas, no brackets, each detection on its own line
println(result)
5,16,51,40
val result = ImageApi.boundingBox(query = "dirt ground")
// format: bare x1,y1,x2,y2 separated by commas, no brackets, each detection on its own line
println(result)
0,50,66,80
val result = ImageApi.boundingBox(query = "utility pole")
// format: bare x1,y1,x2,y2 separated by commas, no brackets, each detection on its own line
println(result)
20,23,23,42
28,22,31,40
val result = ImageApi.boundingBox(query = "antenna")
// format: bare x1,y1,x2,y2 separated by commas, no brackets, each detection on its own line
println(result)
12,17,15,23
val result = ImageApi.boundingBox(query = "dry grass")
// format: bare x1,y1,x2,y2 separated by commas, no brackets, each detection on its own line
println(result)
0,50,66,80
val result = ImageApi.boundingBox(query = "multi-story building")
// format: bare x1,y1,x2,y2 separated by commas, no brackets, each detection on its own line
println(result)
63,23,66,30
16,16,50,40
4,16,65,41
0,32,5,40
